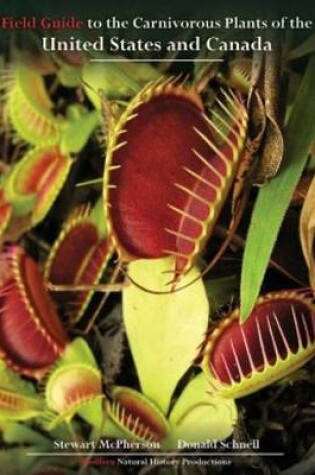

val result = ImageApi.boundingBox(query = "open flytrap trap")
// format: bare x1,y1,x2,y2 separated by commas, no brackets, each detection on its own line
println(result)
0,19,315,475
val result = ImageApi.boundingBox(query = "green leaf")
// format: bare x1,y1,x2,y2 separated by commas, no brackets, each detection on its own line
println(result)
90,196,108,239
54,338,98,368
165,372,237,449
3,147,72,226
1,421,49,447
240,54,315,321
60,109,100,154
58,64,82,87
0,447,35,475
8,63,65,147
0,360,35,395
0,361,44,421
123,257,209,414
2,172,36,216
44,340,103,429
82,59,160,108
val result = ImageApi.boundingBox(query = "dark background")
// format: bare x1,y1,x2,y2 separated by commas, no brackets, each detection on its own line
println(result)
0,0,313,57
0,0,314,23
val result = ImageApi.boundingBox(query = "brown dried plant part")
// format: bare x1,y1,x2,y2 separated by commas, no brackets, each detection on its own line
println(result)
292,172,313,207
44,206,114,324
104,77,248,288
199,290,315,398
300,173,315,288
0,246,67,378
231,54,266,212
255,47,285,184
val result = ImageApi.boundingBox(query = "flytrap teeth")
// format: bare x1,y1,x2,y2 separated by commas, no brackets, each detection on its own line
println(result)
6,64,65,146
104,79,248,288
4,146,72,228
106,387,170,443
0,246,67,378
44,204,113,324
199,290,315,398
45,363,102,426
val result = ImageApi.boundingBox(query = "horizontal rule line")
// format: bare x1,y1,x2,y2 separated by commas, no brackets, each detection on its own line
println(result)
27,452,285,457
90,58,224,63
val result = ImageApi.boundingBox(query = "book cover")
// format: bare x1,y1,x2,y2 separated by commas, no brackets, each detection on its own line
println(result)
0,1,314,474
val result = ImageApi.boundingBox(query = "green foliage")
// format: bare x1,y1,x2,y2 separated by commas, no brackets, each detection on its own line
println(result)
82,59,160,107
123,257,209,413
120,258,237,447
240,54,315,321
61,108,100,154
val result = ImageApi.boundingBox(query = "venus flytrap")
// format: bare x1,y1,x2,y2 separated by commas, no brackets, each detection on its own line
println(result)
44,198,113,326
165,372,237,448
199,290,315,399
0,60,114,242
0,361,44,421
0,246,68,378
5,63,66,147
0,145,73,242
0,420,79,475
123,257,209,414
0,187,12,237
1,60,100,158
3,146,72,227
55,53,85,89
44,338,104,430
100,76,248,291
99,257,237,449
82,59,159,108
60,105,100,155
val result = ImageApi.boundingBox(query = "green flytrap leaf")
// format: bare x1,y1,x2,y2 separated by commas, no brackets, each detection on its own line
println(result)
166,372,237,448
58,63,82,88
0,361,44,421
82,59,159,108
7,63,66,146
2,421,50,447
89,196,108,239
241,54,315,321
3,146,72,226
1,172,36,216
99,260,237,448
0,448,35,475
123,257,209,414
60,108,100,154
101,385,171,442
44,339,103,428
